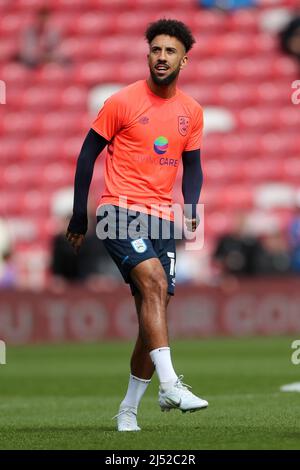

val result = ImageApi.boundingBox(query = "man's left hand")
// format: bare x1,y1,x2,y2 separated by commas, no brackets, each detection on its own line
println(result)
185,216,200,232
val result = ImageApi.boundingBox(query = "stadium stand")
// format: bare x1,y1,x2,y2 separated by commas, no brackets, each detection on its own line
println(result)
0,0,299,287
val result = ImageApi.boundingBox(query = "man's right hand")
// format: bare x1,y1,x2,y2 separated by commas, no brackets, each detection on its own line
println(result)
184,214,200,233
66,230,85,254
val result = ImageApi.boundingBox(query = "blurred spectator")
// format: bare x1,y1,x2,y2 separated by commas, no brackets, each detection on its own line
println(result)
288,206,300,273
16,7,69,68
213,213,265,277
280,15,300,63
0,250,17,289
199,0,256,11
51,215,118,283
259,231,291,275
0,219,10,257
0,219,17,289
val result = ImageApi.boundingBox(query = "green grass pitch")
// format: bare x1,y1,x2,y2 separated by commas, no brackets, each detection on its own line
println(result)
0,337,300,450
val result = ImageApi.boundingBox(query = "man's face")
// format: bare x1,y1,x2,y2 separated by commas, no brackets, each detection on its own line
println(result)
147,34,188,86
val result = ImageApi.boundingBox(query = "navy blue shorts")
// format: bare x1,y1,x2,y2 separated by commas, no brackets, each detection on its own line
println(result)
96,205,176,296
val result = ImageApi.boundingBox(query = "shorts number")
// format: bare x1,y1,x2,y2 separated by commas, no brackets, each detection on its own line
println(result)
167,252,176,276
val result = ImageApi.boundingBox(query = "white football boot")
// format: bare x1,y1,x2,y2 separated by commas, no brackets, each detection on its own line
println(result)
113,406,141,432
159,375,208,413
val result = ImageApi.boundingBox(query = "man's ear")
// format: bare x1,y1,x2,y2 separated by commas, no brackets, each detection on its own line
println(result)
180,55,188,69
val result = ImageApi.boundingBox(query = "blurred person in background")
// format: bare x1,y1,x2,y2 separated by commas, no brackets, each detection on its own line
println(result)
51,215,79,282
259,230,291,276
213,212,265,278
16,7,69,68
288,205,300,273
198,0,256,11
51,214,116,284
0,250,17,289
0,219,17,289
280,15,300,64
66,19,208,432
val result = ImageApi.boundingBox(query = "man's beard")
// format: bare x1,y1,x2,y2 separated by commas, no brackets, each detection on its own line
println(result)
150,65,180,86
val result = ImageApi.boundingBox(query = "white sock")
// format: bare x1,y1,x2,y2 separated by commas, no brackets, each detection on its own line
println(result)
120,374,151,410
149,347,177,391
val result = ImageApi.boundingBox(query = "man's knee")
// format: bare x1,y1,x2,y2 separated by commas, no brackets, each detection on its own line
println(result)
138,267,168,298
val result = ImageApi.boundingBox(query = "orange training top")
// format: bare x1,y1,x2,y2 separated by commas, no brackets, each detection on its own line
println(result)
92,79,203,220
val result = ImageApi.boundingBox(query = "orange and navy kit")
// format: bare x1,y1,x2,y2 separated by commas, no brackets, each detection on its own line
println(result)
92,79,203,220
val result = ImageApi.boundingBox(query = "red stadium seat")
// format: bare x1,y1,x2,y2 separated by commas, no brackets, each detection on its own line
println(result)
260,132,300,155
2,112,40,136
283,158,300,183
0,139,23,163
61,137,85,161
22,190,52,215
257,81,294,105
115,12,155,34
36,64,72,85
15,0,45,10
190,10,227,33
135,0,193,9
75,62,119,85
242,159,284,182
59,37,92,60
272,56,299,79
118,61,148,84
181,84,220,106
202,185,254,210
1,164,33,189
235,57,273,80
22,87,63,110
0,12,31,36
0,63,32,85
40,163,74,188
96,36,147,61
82,13,118,35
278,107,300,129
200,187,224,210
0,192,16,216
40,112,89,135
222,185,254,209
0,39,18,63
204,133,266,159
206,211,235,237
235,108,280,130
87,0,134,12
193,59,236,83
227,10,259,32
60,86,88,109
195,34,276,58
49,13,79,35
203,160,227,184
218,83,259,106
22,137,65,161
1,163,74,189
6,215,57,244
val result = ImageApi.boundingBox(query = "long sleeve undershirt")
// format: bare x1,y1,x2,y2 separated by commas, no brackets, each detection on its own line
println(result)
68,131,203,234
67,128,108,234
182,149,203,219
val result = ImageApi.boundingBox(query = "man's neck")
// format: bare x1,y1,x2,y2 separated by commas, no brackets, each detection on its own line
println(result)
146,77,177,99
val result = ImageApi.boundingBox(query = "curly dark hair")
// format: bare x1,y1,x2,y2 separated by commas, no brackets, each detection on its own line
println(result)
145,19,195,52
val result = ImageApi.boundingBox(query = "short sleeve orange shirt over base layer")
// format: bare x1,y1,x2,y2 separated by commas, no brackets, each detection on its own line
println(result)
92,80,203,220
